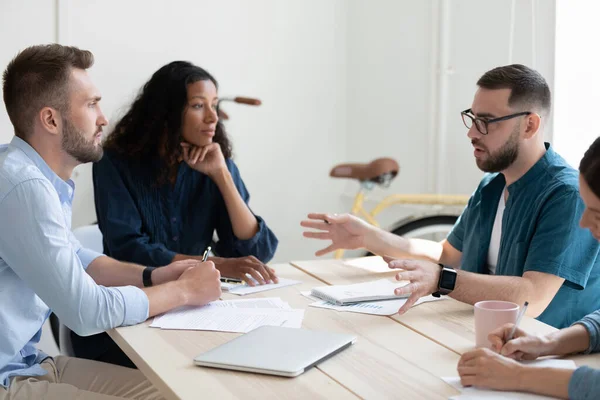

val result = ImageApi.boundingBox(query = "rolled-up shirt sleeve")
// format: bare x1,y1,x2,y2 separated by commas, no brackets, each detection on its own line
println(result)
76,248,103,269
573,310,600,354
67,226,103,269
569,367,600,400
567,311,600,400
69,233,103,269
0,179,149,336
446,192,476,253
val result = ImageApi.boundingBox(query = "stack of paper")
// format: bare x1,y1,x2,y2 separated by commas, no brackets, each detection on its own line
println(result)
151,298,304,333
310,279,409,305
221,277,301,295
301,292,445,316
443,359,577,399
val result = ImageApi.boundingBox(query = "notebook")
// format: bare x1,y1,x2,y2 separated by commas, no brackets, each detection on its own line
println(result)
310,279,409,305
194,325,356,377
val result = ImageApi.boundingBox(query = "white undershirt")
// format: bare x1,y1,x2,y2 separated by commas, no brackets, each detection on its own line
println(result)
487,190,506,275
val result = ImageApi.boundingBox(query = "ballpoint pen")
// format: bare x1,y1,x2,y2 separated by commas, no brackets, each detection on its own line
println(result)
202,245,244,284
507,301,529,341
201,246,211,262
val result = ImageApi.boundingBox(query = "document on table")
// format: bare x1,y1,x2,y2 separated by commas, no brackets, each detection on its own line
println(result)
211,298,291,309
443,359,577,399
342,256,391,273
151,298,304,333
222,277,301,295
301,291,445,316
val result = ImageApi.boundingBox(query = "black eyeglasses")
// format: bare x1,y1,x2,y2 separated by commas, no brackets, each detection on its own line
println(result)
461,108,531,135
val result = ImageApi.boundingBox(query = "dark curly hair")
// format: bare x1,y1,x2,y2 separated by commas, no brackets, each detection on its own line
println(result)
104,61,232,184
580,136,600,198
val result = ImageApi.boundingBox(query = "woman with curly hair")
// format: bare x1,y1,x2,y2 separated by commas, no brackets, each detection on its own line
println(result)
72,61,278,366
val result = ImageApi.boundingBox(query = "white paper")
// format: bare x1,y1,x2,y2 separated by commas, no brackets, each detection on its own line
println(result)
278,309,305,328
210,298,292,309
310,278,410,304
301,291,444,316
151,298,303,332
444,359,576,399
157,308,285,333
300,291,319,301
154,308,304,333
225,278,301,295
342,256,390,272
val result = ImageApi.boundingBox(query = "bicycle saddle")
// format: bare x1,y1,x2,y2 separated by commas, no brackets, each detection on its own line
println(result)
330,158,400,184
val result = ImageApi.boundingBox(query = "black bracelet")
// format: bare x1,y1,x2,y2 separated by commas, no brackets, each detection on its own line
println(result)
143,266,157,287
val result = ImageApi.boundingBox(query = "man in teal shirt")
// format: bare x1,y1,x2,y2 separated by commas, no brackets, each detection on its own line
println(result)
302,64,600,328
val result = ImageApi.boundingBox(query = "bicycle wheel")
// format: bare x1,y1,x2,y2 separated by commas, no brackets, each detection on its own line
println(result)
391,215,458,239
364,215,458,256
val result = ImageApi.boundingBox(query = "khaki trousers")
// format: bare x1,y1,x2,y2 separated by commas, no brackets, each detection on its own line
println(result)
0,356,164,400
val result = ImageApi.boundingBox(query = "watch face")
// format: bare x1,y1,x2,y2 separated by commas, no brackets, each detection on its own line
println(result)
440,269,457,290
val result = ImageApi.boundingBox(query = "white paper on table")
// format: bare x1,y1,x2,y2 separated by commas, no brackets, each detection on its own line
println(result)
151,298,292,328
342,256,390,273
444,359,576,399
226,278,301,295
211,298,292,309
155,307,305,333
300,291,320,301
279,309,305,328
300,291,444,316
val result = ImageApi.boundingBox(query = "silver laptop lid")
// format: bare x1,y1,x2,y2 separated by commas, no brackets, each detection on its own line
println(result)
194,326,356,377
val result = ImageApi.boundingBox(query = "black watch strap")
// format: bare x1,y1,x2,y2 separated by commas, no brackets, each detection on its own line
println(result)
432,263,456,297
143,266,157,287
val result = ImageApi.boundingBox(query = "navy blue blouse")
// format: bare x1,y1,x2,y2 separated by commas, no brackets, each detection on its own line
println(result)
92,150,278,266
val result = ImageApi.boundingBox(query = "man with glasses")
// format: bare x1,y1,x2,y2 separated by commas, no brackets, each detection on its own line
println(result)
302,64,600,329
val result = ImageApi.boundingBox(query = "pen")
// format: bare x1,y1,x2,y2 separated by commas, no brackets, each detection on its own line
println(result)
201,246,211,262
221,277,244,284
507,301,529,341
202,246,244,284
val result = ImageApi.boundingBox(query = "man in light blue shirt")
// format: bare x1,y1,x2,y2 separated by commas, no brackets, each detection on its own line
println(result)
0,44,222,399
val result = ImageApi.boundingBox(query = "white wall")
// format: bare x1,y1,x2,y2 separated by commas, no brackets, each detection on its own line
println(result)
345,0,435,196
0,0,558,263
1,0,349,263
345,0,555,199
0,3,62,355
440,0,555,194
0,0,56,143
331,0,555,250
554,0,600,168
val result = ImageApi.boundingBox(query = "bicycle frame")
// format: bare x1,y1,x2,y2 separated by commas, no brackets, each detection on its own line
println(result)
334,182,469,259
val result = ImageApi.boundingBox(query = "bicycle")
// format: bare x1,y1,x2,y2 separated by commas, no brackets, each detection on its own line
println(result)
329,158,470,259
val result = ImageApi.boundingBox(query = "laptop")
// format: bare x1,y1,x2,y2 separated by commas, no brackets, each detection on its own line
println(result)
193,325,356,377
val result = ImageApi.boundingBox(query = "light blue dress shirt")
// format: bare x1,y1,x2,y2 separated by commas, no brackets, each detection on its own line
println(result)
0,137,149,388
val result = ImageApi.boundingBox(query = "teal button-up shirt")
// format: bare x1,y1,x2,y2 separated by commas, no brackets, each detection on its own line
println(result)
447,143,600,328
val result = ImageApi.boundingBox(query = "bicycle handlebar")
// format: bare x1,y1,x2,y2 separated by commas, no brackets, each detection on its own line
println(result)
233,97,261,106
217,96,261,120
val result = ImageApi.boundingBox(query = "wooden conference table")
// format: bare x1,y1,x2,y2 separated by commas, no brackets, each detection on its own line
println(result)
108,257,600,399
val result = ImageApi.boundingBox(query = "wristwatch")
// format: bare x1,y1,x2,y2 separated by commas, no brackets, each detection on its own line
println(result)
432,264,457,298
143,266,157,287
